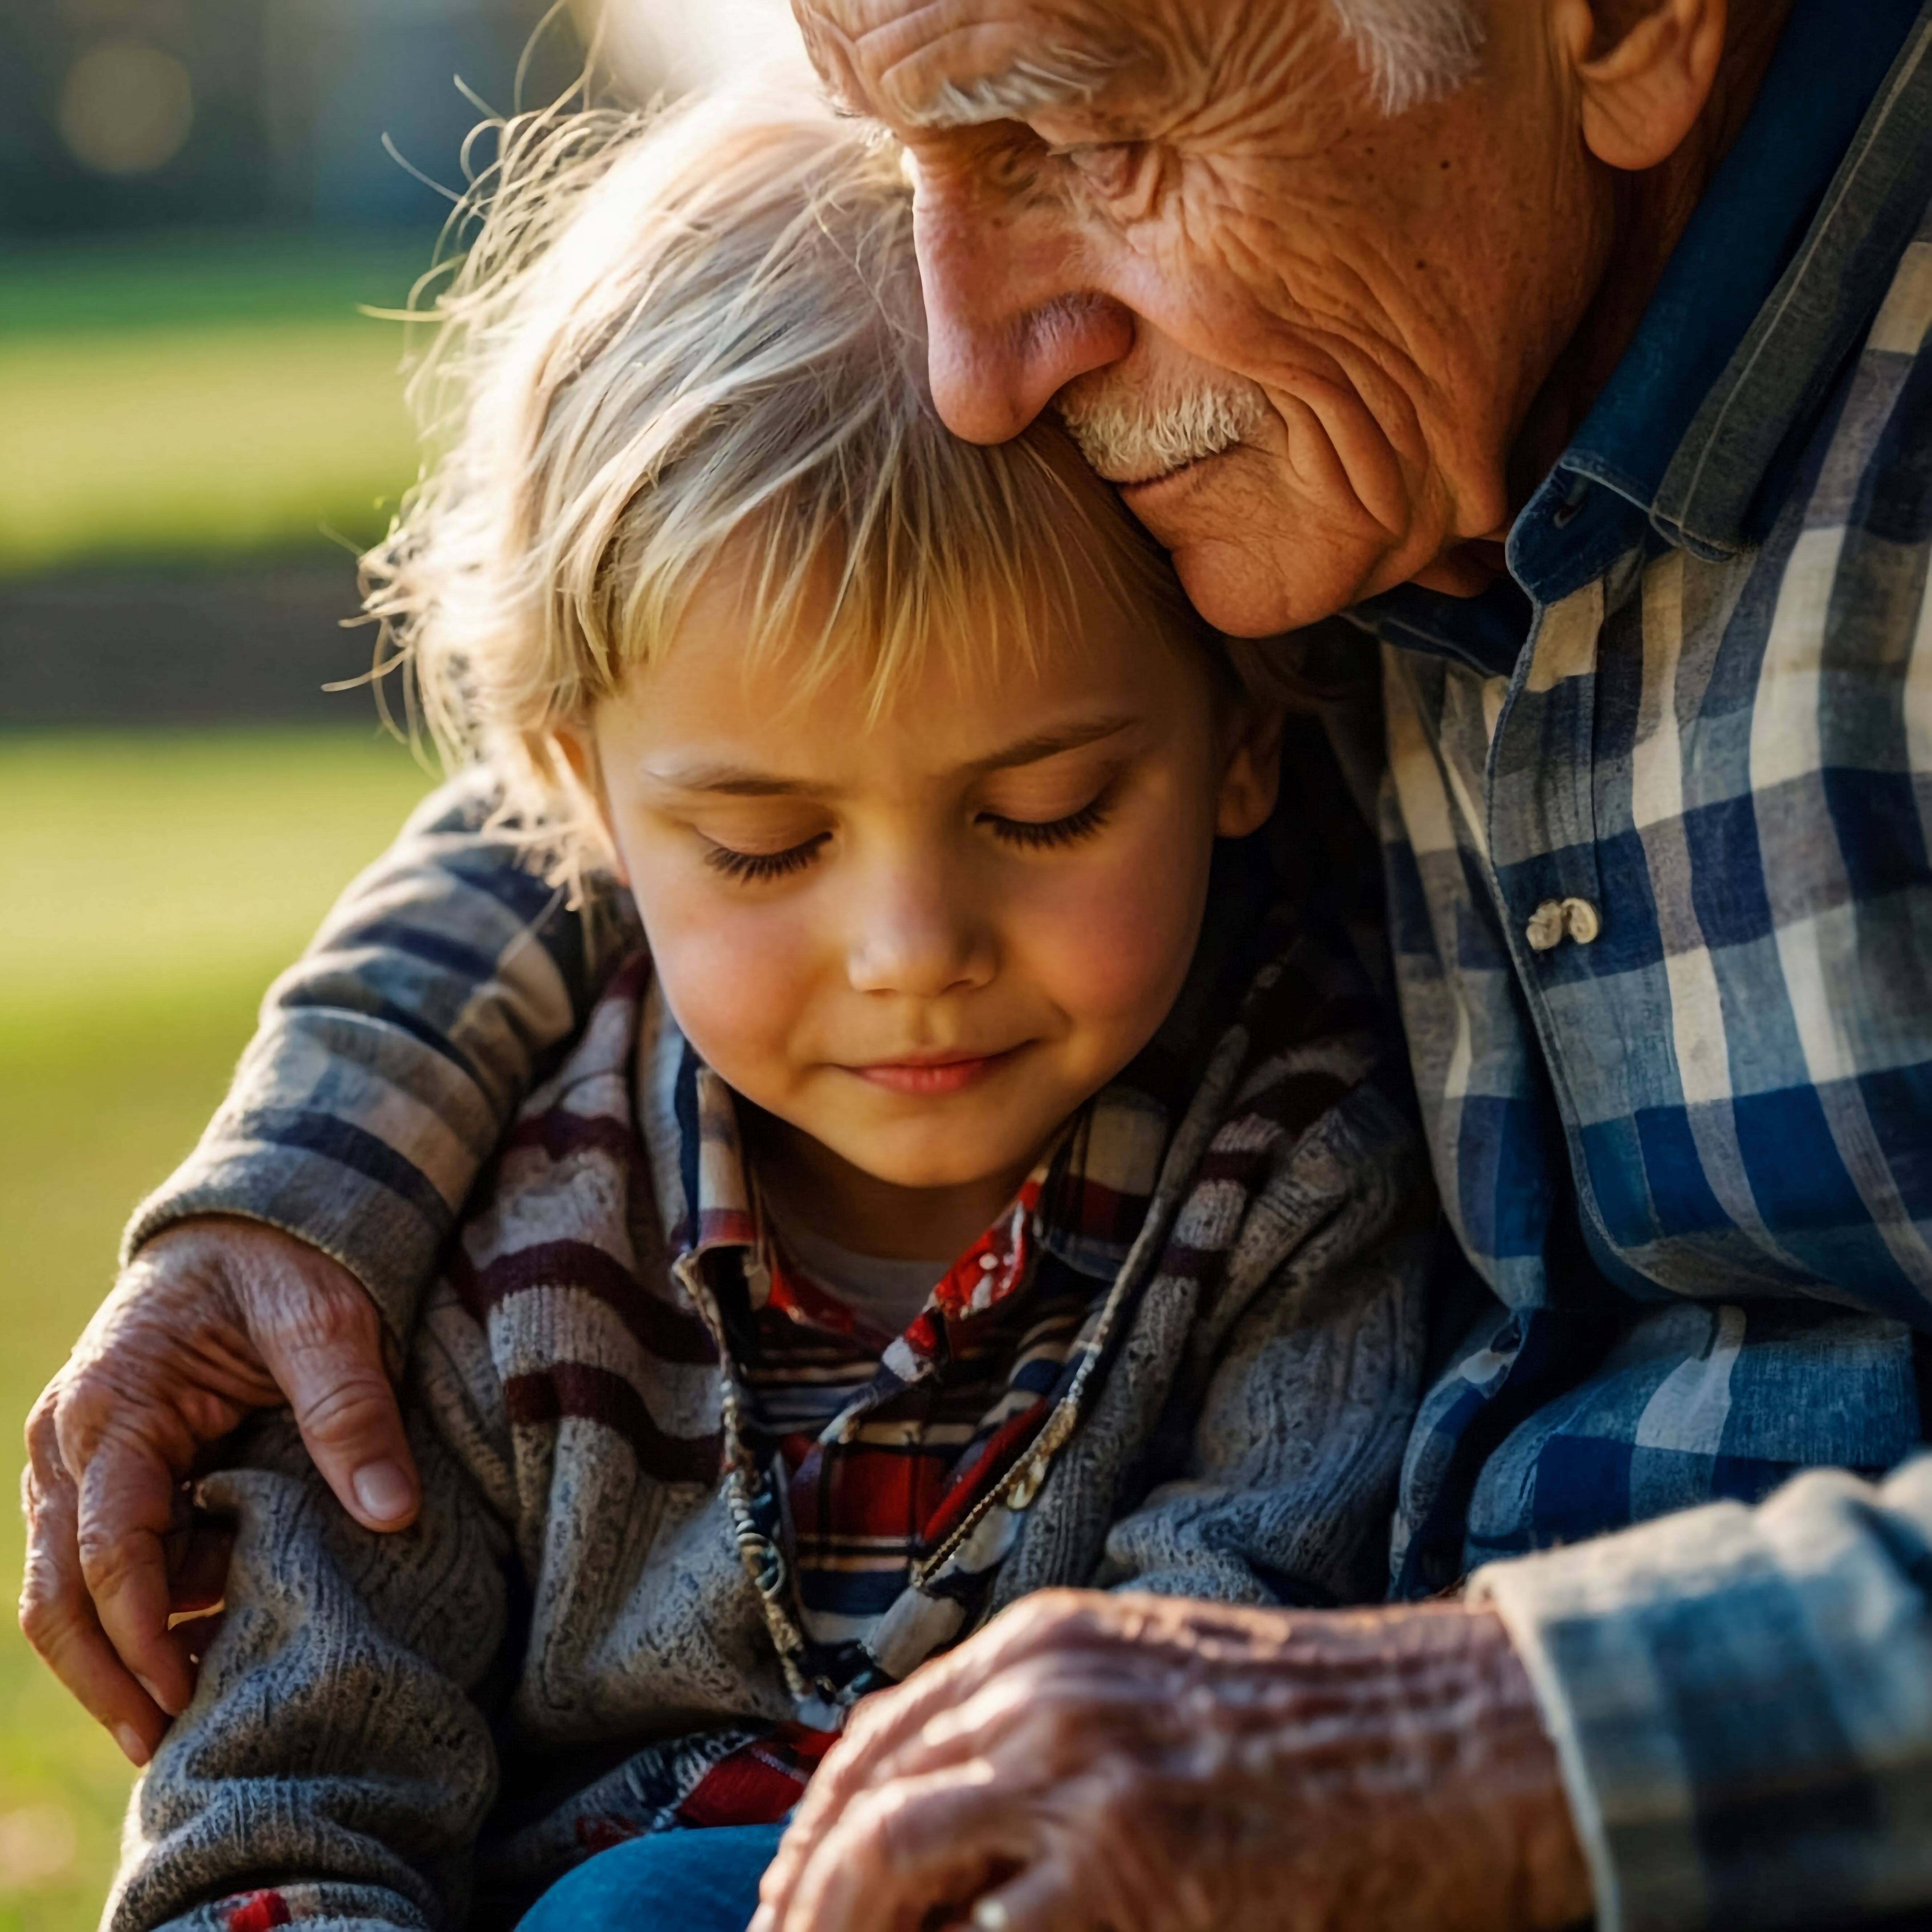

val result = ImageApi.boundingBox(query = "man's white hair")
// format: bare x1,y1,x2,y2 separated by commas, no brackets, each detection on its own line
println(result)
1331,0,1484,115
904,0,1485,129
591,1,1483,125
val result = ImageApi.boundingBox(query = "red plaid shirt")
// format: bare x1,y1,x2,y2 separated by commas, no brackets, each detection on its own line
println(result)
750,1165,1076,1649
648,1008,1169,1822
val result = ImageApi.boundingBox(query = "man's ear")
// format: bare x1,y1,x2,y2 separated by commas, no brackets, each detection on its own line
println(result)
1215,701,1289,839
553,723,630,886
1554,0,1727,173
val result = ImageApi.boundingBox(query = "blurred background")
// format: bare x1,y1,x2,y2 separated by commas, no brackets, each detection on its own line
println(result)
0,2,801,1923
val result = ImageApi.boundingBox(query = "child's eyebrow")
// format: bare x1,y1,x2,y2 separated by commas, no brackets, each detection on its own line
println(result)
641,714,1141,797
967,714,1141,775
641,767,816,798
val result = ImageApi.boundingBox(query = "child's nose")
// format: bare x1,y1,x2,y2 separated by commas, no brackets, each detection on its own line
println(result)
844,865,994,998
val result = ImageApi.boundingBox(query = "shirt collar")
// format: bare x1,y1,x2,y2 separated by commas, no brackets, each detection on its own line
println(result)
1362,0,1932,674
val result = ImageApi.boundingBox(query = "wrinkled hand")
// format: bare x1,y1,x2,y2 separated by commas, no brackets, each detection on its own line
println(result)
20,1217,419,1766
754,1591,1591,1932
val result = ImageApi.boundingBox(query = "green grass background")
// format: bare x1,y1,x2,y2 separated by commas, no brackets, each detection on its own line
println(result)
1,226,445,1925
0,234,429,575
0,730,434,1928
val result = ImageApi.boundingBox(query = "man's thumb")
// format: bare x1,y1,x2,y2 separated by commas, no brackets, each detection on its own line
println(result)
252,1276,421,1531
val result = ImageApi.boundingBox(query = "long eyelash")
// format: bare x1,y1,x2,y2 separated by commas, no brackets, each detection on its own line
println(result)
702,834,828,883
987,799,1112,851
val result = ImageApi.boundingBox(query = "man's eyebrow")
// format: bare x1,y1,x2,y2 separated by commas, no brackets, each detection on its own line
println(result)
908,46,1121,131
639,715,1140,797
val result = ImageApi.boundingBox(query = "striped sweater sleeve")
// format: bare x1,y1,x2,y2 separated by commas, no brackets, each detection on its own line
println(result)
122,771,638,1337
106,1400,513,1932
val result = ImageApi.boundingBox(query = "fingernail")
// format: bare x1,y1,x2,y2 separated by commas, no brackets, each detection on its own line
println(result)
134,1673,181,1719
115,1724,151,1768
352,1461,414,1523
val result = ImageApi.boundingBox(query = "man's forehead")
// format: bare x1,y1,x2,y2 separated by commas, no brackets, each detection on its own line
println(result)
794,0,1164,130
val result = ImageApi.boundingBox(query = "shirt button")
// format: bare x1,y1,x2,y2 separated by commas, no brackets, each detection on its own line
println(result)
1526,900,1567,951
1561,897,1602,945
978,1252,999,1270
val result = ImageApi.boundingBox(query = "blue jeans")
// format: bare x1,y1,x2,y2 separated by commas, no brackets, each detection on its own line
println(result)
516,1821,787,1932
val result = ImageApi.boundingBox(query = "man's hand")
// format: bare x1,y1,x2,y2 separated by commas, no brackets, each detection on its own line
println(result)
754,1591,1592,1932
19,1217,419,1766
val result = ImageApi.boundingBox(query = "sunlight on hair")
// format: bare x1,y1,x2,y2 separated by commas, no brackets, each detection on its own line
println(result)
362,92,1209,898
572,0,814,97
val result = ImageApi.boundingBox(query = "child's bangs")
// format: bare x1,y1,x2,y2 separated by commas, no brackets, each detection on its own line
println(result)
371,92,1218,894
714,418,1165,721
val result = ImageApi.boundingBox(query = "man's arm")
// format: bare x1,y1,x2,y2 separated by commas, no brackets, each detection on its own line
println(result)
755,1454,1932,1932
1475,1452,1932,1932
126,770,634,1325
20,777,632,1760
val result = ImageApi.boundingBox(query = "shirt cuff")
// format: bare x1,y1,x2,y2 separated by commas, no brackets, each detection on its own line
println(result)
1472,1463,1932,1932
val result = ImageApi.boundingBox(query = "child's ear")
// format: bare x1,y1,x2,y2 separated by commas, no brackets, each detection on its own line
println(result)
1214,699,1289,839
554,723,630,887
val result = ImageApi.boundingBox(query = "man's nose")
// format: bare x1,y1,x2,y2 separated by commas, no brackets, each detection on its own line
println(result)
845,862,995,998
914,191,1135,445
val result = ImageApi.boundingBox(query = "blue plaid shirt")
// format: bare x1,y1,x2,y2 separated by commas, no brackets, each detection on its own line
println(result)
1370,4,1932,1925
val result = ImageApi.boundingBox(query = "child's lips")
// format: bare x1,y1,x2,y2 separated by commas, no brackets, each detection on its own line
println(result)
845,1047,1022,1095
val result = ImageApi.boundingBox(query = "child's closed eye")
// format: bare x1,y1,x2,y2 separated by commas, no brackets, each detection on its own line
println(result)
702,832,830,883
979,797,1113,851
699,785,1117,884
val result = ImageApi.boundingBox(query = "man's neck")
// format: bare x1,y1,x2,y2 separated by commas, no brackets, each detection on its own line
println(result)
1507,0,1800,508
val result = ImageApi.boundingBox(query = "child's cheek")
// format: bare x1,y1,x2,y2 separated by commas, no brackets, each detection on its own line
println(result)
632,873,814,1095
1021,826,1213,1030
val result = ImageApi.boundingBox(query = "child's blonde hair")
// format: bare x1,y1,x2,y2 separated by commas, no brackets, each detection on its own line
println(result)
364,91,1225,886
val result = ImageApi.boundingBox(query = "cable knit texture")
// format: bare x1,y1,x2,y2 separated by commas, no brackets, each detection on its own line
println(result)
106,877,1432,1932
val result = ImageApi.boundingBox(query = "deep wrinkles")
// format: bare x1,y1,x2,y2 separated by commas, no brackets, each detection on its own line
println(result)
968,1602,1590,1931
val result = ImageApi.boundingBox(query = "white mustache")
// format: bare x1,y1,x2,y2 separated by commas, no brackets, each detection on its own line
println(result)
1055,379,1266,484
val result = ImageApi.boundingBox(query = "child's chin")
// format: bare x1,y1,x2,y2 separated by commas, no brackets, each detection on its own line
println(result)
841,1129,1036,1195
857,1151,1009,1191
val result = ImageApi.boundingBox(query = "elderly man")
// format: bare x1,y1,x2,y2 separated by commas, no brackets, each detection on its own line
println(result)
22,0,1932,1927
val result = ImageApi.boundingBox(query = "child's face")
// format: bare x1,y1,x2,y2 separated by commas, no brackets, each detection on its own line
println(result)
580,556,1279,1237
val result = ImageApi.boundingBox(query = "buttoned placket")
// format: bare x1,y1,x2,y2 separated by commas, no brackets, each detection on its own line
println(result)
1480,571,1625,1133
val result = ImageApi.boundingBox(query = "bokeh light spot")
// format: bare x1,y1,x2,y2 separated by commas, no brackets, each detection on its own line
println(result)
57,40,196,178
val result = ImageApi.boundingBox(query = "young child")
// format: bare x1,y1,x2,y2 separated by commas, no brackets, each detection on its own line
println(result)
106,95,1430,1932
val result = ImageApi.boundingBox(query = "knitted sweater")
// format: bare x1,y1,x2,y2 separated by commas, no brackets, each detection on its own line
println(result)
105,856,1432,1932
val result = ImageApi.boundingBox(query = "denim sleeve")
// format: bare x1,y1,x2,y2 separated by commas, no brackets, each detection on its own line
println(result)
1474,1452,1932,1932
120,771,638,1337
